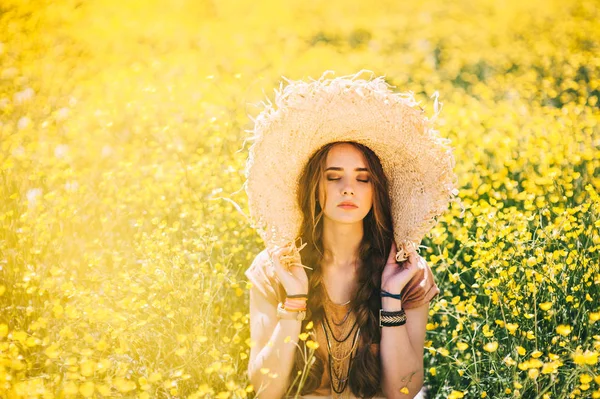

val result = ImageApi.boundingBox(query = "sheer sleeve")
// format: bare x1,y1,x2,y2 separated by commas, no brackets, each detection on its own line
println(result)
401,256,440,309
244,249,285,306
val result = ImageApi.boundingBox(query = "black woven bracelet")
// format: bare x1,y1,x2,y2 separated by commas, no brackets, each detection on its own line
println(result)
381,319,407,327
379,308,407,327
380,308,405,317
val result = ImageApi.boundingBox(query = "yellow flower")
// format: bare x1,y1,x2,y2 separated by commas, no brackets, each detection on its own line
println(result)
114,377,136,393
483,342,498,353
541,361,562,374
79,381,95,398
80,360,95,377
456,342,469,351
399,387,410,394
517,346,526,356
64,381,78,395
97,384,111,396
298,333,309,341
482,324,494,337
586,294,593,301
580,374,593,384
556,324,572,336
572,349,598,365
528,368,539,379
44,343,60,359
429,367,436,376
448,390,465,399
506,323,519,334
503,355,516,366
539,302,552,311
306,340,319,350
305,321,314,330
531,350,543,358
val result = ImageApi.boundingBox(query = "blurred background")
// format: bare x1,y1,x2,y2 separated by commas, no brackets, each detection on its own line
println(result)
0,0,599,397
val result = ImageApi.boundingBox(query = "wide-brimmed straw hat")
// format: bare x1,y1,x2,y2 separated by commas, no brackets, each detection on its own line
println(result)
243,70,462,262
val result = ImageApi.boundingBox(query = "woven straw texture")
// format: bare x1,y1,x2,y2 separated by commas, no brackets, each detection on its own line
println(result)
244,70,461,262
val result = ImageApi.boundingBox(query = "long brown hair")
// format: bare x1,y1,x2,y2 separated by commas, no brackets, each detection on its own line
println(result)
286,141,394,398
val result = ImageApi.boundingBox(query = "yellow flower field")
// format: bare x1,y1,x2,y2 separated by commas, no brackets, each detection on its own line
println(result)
1,0,599,398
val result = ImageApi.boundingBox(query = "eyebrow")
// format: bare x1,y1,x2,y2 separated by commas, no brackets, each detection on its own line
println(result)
325,167,369,172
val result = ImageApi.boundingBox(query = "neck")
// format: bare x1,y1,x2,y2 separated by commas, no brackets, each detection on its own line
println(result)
321,216,363,272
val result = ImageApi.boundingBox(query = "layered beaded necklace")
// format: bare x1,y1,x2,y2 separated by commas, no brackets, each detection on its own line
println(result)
321,286,361,398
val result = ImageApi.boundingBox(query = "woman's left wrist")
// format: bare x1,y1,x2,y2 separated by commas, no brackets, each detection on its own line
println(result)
381,296,403,311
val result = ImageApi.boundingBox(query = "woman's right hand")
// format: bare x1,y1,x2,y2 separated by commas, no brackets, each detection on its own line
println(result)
267,244,309,296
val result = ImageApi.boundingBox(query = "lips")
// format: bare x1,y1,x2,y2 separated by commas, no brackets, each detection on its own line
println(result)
338,202,358,208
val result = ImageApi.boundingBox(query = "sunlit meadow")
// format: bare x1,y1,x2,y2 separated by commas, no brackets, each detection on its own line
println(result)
1,0,599,398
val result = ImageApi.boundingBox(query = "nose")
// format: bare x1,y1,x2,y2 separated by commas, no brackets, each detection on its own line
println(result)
342,186,354,196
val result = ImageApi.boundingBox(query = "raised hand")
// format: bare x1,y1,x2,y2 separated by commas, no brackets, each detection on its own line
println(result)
267,243,310,296
380,240,423,293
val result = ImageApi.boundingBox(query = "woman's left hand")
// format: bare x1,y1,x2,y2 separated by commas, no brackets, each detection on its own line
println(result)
381,241,423,293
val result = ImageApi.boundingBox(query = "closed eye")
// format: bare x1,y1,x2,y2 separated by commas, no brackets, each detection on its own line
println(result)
327,177,370,183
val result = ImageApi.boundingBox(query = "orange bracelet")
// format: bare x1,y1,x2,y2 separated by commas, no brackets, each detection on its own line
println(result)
285,297,307,303
284,305,307,311
285,304,307,309
284,302,307,309
284,299,307,311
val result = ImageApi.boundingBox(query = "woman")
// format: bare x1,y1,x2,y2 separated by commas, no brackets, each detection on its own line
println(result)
243,71,461,399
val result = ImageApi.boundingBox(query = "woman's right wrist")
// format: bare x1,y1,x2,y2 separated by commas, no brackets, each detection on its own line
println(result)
277,302,307,321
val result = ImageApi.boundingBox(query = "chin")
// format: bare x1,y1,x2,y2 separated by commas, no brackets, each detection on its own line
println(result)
329,210,368,222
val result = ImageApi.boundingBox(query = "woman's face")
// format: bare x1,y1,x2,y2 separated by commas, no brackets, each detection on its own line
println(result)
318,143,373,224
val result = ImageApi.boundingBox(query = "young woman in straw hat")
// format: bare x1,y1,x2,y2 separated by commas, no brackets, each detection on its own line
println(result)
243,70,461,399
